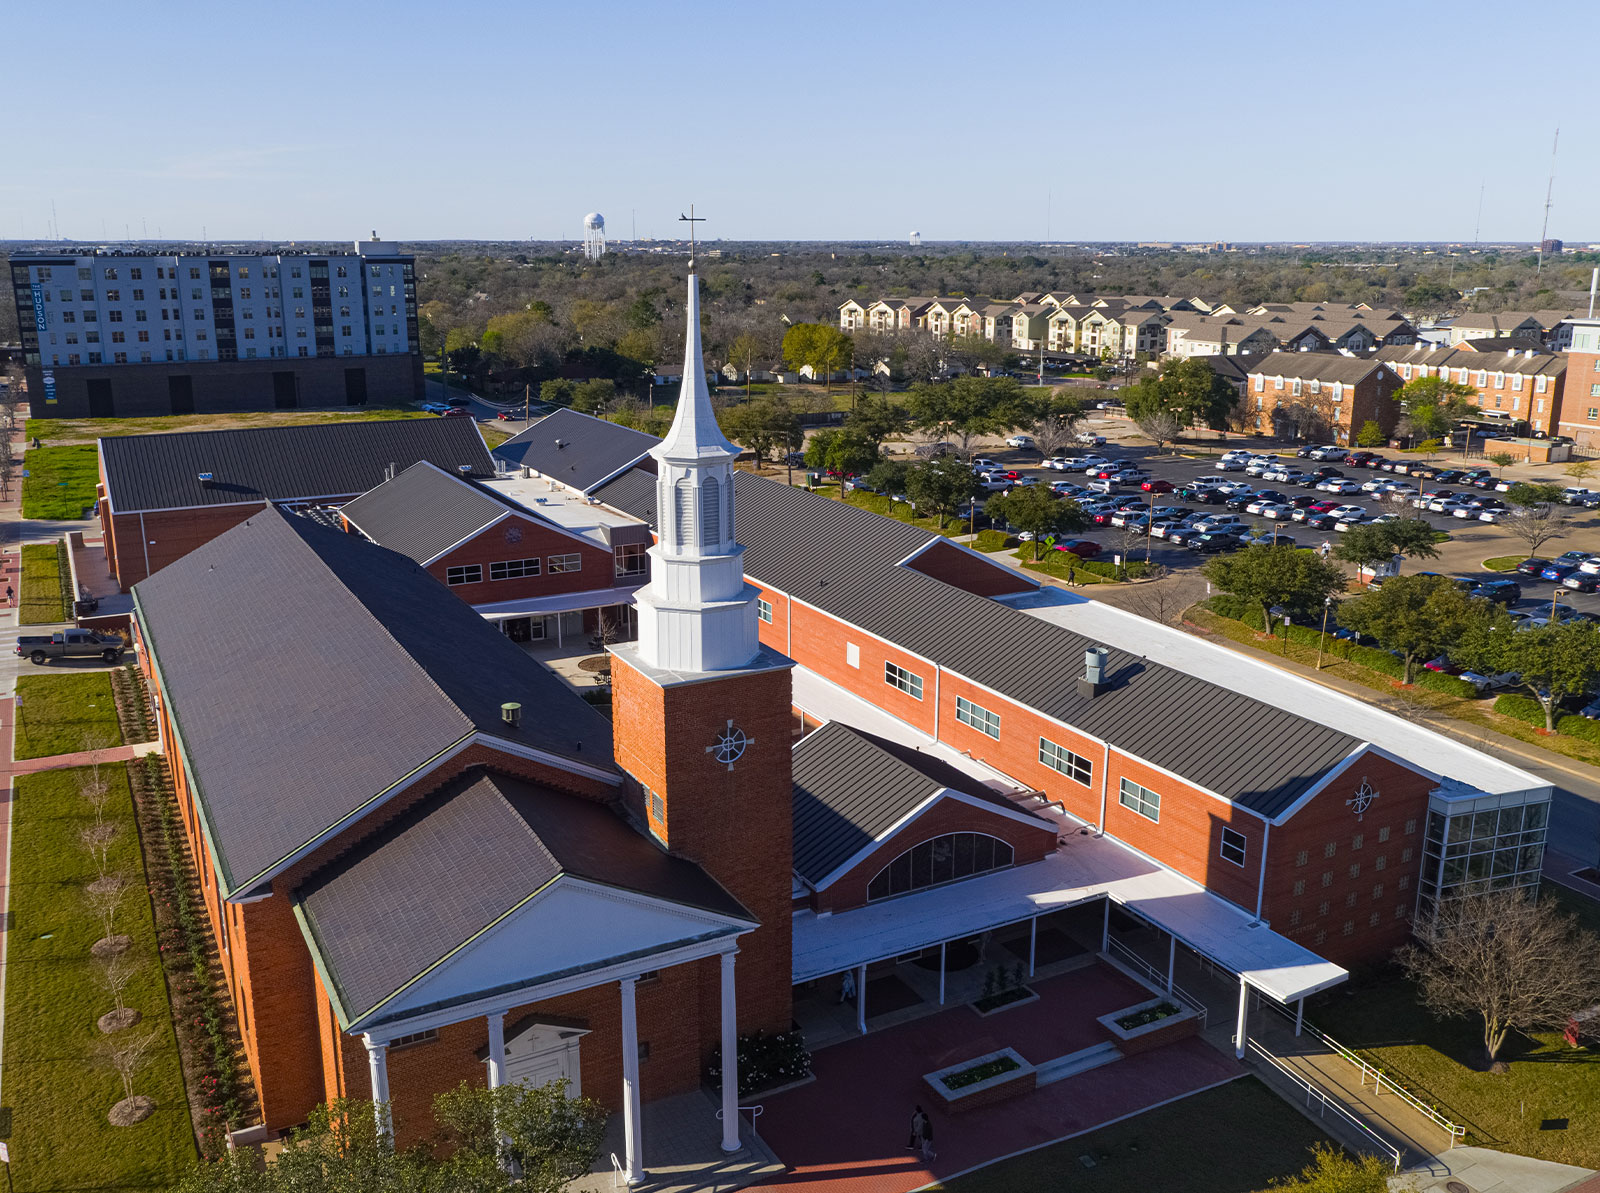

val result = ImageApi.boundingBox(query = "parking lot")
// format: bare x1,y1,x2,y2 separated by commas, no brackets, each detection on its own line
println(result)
966,433,1600,624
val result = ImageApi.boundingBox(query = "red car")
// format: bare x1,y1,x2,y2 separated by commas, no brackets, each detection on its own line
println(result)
1308,500,1338,513
1001,470,1020,480
495,410,519,421
1053,539,1102,558
1140,479,1174,493
442,407,474,417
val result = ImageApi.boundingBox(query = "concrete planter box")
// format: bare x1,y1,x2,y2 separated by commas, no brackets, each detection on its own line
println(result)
922,1047,1037,1113
1097,997,1201,1056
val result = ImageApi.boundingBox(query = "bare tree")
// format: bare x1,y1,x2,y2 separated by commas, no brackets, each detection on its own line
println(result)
1133,410,1183,453
99,1028,160,1124
85,871,130,942
1501,504,1572,559
94,950,142,1030
1123,565,1212,625
1399,888,1600,1064
80,821,119,877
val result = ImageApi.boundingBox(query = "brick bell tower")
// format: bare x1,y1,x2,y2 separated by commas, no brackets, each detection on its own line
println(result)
610,236,794,1036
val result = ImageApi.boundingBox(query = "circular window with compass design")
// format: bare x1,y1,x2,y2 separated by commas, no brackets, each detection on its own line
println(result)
712,725,748,765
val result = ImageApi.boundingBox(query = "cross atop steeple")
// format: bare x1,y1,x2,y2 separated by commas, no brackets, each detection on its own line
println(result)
679,205,705,271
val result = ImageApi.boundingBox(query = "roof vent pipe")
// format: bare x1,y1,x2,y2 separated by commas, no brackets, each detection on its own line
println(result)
501,702,522,728
1079,646,1109,699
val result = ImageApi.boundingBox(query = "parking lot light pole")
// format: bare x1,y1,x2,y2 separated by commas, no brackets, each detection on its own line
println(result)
1316,596,1333,670
1282,614,1293,656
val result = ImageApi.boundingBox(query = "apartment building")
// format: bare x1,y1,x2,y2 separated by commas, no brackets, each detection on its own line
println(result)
1445,310,1583,351
1243,353,1403,443
10,236,423,417
1374,344,1567,437
1557,318,1600,449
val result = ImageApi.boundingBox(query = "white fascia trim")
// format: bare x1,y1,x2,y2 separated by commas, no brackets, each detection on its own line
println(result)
584,451,656,495
97,440,115,515
472,731,625,787
126,490,368,516
893,537,1041,591
1266,743,1377,827
418,509,512,567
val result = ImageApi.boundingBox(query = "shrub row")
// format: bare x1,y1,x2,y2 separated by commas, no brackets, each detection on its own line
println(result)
705,1028,812,1098
1493,694,1600,743
971,529,1018,553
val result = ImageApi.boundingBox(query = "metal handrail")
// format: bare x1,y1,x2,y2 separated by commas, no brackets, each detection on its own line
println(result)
610,1152,624,1188
715,1104,764,1122
1104,939,1209,1029
1263,1001,1466,1144
1247,1038,1403,1173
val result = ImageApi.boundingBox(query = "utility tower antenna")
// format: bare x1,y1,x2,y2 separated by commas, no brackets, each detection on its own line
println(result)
1537,127,1559,275
1473,183,1484,247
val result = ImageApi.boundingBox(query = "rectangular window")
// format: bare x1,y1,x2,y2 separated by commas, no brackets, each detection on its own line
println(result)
389,1029,438,1049
1220,827,1247,867
1039,737,1092,785
955,696,1001,739
445,564,482,586
845,642,860,668
756,598,773,623
884,661,924,700
1118,777,1160,822
1292,879,1305,896
1295,850,1308,866
489,558,541,581
548,553,582,573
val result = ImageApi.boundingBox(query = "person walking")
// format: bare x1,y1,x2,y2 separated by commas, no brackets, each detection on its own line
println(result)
838,968,856,1006
4,585,12,606
907,1105,925,1151
1319,539,1332,559
1067,564,1076,586
919,1108,937,1162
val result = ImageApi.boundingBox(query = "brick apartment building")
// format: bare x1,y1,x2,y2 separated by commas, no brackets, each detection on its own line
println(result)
1557,318,1600,449
1374,344,1567,437
96,416,493,589
1243,353,1403,444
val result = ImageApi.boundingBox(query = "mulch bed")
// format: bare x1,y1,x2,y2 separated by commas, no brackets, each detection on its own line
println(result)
109,665,156,744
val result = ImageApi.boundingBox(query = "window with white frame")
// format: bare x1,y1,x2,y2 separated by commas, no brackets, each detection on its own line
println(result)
846,642,860,668
489,558,540,581
1118,777,1160,822
445,564,482,586
884,661,924,700
548,553,582,573
955,696,1000,739
1039,737,1092,785
1220,827,1248,867
756,598,772,624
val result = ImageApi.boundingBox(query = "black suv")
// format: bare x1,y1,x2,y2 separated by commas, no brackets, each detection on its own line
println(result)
1471,580,1522,604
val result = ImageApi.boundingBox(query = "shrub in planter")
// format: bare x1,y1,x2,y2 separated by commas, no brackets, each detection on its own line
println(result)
971,529,1019,553
705,1028,812,1097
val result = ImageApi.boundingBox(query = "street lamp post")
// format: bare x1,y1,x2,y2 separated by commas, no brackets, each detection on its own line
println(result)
1316,596,1333,670
1282,614,1293,656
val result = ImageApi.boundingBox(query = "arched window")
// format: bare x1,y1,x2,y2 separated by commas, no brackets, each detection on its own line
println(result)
865,833,1014,902
700,475,721,550
673,477,694,550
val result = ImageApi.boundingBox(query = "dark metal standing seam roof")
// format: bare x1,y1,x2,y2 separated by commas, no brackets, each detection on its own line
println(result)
100,416,494,513
134,507,615,894
593,467,1360,819
490,408,658,493
295,768,752,1025
791,722,1050,886
339,460,523,564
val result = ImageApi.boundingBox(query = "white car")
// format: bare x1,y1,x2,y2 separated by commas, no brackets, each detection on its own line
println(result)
1006,434,1034,448
1360,479,1390,493
1459,670,1520,694
1079,455,1111,471
1042,456,1070,471
1075,432,1107,446
1244,458,1278,476
1216,480,1256,495
970,456,998,471
1578,558,1600,575
1010,476,1040,488
1333,517,1365,532
1433,499,1473,515
1215,458,1247,471
1368,512,1399,525
1329,505,1366,520
1477,509,1502,523
977,474,1010,491
1257,503,1294,519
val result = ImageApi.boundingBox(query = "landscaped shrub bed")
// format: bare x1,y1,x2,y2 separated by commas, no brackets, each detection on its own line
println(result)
971,529,1018,552
941,1054,1020,1091
705,1028,812,1097
1115,1001,1181,1031
1493,694,1600,744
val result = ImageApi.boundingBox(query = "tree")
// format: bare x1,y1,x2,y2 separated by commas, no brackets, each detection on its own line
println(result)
1266,1143,1395,1192
1201,544,1346,634
804,427,879,476
1566,459,1594,483
99,1029,161,1125
1013,389,1085,458
1395,375,1475,445
80,821,118,878
1488,451,1517,477
1332,518,1438,578
727,332,763,400
1355,420,1386,448
844,396,907,451
95,950,142,1030
1500,483,1571,557
1123,357,1238,431
1399,889,1600,1064
984,487,1087,560
1132,409,1183,452
1457,617,1600,732
865,460,912,507
904,376,1026,457
782,323,853,393
720,397,802,463
85,871,130,943
433,1080,608,1193
905,455,980,529
1338,574,1492,684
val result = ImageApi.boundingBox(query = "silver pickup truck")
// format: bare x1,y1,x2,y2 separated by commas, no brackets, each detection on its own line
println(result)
15,630,127,665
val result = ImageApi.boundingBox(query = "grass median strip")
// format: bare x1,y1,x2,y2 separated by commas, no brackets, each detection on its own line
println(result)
19,542,69,624
22,444,100,520
14,672,125,760
24,407,434,446
4,765,197,1191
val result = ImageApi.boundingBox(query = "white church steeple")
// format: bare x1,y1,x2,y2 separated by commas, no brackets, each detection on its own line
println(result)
633,247,762,674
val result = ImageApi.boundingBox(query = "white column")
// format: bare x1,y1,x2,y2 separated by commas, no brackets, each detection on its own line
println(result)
1166,935,1176,993
856,963,867,1035
938,942,947,1005
1101,900,1111,951
485,1011,506,1088
1234,977,1249,1060
719,952,741,1155
364,1035,391,1143
1028,917,1038,978
620,977,645,1185
1294,997,1305,1038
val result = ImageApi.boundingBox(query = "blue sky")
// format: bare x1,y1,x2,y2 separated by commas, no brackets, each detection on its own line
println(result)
5,0,1594,244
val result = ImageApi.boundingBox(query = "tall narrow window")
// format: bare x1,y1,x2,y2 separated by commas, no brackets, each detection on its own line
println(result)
700,475,721,549
673,477,694,550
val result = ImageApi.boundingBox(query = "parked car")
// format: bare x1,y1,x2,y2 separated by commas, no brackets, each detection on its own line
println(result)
1564,574,1600,593
1005,434,1035,448
1470,579,1522,604
1515,558,1552,577
1241,529,1297,547
1187,530,1246,553
1140,478,1174,493
442,406,474,417
1541,562,1581,582
1053,538,1102,558
420,402,451,414
1459,669,1521,694
1075,432,1107,446
15,630,127,665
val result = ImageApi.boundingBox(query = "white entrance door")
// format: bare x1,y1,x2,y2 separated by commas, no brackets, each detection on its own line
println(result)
502,1022,584,1096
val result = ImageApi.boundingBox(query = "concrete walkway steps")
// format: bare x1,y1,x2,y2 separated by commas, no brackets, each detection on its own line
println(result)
1035,1040,1121,1086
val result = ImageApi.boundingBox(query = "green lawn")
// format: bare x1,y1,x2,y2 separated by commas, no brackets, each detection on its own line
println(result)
822,484,970,536
480,424,513,449
25,406,435,447
1483,555,1523,572
19,542,68,625
936,1077,1335,1193
1307,883,1600,1169
13,673,125,760
4,765,197,1191
22,444,100,519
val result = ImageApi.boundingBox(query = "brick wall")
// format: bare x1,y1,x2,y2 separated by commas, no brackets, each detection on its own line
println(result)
1245,368,1402,443
813,795,1059,913
611,657,794,1035
1262,753,1433,968
779,594,938,738
1559,353,1600,447
108,503,267,589
425,514,621,606
902,541,1036,597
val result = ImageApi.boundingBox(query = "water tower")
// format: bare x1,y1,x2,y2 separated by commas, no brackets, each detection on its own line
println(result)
909,230,922,248
583,212,606,260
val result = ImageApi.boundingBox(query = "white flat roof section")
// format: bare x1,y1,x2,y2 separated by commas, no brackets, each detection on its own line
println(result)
481,476,644,548
788,665,1347,1005
1001,588,1549,805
